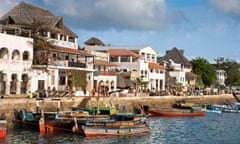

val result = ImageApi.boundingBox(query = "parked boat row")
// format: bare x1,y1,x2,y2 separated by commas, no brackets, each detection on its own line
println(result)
8,98,240,138
205,102,240,113
13,106,150,137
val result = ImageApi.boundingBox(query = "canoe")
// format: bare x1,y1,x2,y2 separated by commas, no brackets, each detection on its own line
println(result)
147,108,205,117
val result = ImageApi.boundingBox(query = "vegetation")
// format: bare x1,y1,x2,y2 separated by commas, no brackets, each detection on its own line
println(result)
28,19,54,65
135,77,148,92
214,57,240,86
70,70,87,90
191,57,216,87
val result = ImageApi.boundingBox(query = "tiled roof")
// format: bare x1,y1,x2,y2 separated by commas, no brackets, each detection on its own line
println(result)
99,71,117,76
51,46,93,56
149,62,165,70
186,72,197,77
94,59,118,66
108,49,141,57
0,1,77,37
92,45,150,51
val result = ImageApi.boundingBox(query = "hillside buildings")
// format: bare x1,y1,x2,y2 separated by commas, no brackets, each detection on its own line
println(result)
0,1,198,96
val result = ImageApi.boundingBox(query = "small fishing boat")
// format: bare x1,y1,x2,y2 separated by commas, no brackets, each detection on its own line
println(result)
204,104,222,113
0,114,7,139
81,113,150,137
146,108,205,117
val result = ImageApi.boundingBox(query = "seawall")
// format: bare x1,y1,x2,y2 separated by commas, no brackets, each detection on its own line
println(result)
1,94,238,126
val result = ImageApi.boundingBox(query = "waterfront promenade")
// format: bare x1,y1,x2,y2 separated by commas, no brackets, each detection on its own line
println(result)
0,94,238,126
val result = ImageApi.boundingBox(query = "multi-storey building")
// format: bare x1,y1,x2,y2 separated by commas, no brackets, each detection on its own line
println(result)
0,2,95,95
84,37,118,95
0,33,33,95
90,45,165,91
158,47,196,89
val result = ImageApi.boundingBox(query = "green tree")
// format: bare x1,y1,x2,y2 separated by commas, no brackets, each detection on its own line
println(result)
191,57,216,87
70,70,87,90
214,57,240,86
135,77,148,92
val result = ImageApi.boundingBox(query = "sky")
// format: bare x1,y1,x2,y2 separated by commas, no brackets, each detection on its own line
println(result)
1,0,240,63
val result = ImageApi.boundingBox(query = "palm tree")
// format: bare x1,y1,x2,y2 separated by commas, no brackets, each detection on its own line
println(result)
135,77,149,93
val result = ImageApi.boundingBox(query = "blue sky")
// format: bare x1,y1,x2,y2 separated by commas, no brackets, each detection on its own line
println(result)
1,0,240,63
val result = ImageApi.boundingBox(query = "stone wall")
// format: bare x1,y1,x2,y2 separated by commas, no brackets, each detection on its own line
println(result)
1,94,238,127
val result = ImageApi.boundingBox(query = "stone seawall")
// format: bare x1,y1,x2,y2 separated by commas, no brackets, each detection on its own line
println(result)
1,94,238,126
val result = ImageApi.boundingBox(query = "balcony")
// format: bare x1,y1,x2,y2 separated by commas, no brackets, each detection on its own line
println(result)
68,62,86,68
53,60,86,68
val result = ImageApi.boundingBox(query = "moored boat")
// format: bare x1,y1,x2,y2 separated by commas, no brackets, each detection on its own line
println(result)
0,114,7,139
146,108,205,117
81,113,150,137
204,104,222,113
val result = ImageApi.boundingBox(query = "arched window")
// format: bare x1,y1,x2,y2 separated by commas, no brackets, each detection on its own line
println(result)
0,47,9,59
23,51,29,60
12,50,20,60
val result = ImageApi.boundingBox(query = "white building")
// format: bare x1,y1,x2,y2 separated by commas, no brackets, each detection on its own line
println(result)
216,70,225,86
91,45,166,91
0,2,95,96
158,47,195,88
0,33,33,95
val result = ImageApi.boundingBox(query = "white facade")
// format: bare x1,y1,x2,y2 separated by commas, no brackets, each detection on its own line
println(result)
168,59,190,86
92,45,165,91
216,70,225,86
0,33,33,95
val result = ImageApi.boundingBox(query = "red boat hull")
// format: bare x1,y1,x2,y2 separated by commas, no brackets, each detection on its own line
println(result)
0,120,7,139
147,109,205,117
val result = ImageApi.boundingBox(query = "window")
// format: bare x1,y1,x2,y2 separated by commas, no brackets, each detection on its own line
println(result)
110,56,118,62
120,56,130,62
23,51,29,60
69,37,75,42
12,50,20,60
59,76,66,85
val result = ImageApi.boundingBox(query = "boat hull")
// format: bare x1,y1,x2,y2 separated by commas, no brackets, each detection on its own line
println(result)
0,120,7,139
147,109,205,117
82,125,150,137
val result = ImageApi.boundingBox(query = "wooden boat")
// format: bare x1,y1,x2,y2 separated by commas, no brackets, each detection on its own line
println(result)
81,113,150,137
145,107,205,117
13,108,115,134
172,98,202,109
205,104,222,113
0,116,7,139
72,106,117,115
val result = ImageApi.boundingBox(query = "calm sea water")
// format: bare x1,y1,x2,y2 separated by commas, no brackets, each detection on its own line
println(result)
4,113,240,144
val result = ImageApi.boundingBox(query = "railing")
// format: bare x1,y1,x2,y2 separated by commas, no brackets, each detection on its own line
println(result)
68,62,86,68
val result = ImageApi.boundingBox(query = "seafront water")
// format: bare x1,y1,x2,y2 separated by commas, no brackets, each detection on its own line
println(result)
4,112,240,144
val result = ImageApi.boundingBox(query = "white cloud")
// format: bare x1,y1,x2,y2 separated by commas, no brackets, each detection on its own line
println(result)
209,0,240,15
42,0,186,31
0,0,19,16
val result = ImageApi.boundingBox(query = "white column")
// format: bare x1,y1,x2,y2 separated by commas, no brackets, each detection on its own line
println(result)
57,33,60,40
47,32,51,38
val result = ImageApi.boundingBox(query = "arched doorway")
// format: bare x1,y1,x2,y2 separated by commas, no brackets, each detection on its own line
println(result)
0,73,6,95
98,80,104,96
21,74,28,94
10,74,17,94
